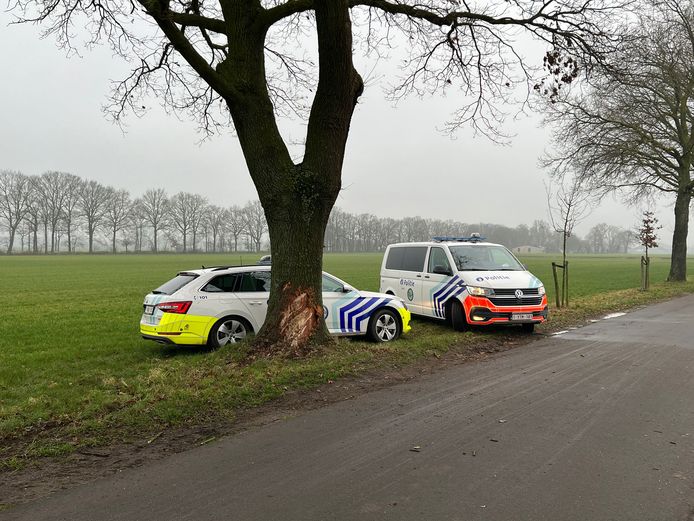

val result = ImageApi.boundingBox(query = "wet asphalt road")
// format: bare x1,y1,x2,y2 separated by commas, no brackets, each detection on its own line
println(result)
3,295,694,521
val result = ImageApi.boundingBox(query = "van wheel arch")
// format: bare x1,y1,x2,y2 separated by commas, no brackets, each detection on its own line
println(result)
447,299,468,332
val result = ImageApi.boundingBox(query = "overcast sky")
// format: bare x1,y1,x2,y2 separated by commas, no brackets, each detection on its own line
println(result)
0,9,682,247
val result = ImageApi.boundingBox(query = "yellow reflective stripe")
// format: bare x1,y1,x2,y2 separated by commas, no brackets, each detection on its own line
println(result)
398,308,412,334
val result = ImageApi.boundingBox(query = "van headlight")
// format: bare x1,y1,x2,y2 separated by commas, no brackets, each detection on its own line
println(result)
538,285,546,296
467,286,495,297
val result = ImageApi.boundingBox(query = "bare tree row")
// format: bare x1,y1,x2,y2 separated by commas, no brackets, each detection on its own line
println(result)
0,171,268,254
325,208,632,254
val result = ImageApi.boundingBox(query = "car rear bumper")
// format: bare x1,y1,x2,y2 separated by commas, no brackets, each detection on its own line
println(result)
139,313,217,346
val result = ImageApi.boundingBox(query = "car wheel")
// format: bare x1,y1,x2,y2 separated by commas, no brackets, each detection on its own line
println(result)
450,300,468,332
209,317,252,348
368,308,402,343
521,323,535,333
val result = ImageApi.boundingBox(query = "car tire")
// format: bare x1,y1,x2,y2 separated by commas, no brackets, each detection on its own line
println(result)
367,308,402,343
521,323,535,333
208,316,252,348
450,300,468,332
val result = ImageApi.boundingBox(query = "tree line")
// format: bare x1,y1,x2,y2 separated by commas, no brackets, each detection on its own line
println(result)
0,171,267,254
1,170,635,255
326,207,633,254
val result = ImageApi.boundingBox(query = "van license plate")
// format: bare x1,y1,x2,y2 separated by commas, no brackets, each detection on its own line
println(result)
511,313,533,321
144,305,155,315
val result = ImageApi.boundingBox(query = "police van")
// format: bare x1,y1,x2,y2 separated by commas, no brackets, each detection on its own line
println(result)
379,235,547,332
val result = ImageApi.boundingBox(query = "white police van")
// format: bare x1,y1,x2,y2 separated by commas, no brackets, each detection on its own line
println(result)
379,235,547,332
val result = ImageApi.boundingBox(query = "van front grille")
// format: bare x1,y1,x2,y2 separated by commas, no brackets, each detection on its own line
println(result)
488,296,544,307
493,288,540,296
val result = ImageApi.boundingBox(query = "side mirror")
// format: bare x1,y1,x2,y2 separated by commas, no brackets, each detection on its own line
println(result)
342,284,355,293
432,265,453,276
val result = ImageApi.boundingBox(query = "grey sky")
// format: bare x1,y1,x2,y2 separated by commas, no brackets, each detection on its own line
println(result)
0,10,681,246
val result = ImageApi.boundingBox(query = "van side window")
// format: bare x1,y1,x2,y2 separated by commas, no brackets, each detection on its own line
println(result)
428,247,451,274
385,247,405,269
386,246,427,272
402,247,427,272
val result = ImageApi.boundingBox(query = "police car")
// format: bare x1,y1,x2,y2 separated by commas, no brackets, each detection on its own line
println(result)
140,265,411,346
379,235,547,332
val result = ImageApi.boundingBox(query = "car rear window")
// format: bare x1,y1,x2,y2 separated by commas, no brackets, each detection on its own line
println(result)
153,273,199,295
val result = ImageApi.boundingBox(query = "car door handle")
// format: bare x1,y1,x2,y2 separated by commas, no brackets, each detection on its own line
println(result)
249,301,263,305
424,275,430,279
416,274,422,278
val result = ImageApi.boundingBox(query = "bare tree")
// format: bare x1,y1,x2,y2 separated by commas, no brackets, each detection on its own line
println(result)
104,188,132,253
637,210,662,289
61,173,82,253
188,194,208,252
205,205,225,252
243,200,268,253
140,188,169,252
544,0,694,281
24,179,42,254
36,171,73,253
79,180,110,253
15,0,627,352
225,206,245,253
0,171,33,254
546,178,592,306
586,223,609,253
130,198,147,252
169,192,203,252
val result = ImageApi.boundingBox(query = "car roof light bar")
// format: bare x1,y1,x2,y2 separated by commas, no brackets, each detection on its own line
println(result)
432,234,487,243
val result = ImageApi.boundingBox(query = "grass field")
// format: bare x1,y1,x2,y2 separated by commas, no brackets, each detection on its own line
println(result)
1,252,692,469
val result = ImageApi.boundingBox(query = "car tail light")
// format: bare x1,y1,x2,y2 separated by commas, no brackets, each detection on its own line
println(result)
157,301,192,314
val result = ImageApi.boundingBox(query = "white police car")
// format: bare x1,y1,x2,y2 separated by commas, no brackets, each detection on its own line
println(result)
140,265,411,346
380,236,547,332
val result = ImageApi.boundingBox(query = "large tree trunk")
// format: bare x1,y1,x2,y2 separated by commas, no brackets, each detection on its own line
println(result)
88,228,94,253
253,168,339,355
112,230,117,253
153,227,158,253
668,189,691,281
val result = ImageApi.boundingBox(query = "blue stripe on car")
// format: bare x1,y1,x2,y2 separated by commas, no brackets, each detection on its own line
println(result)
338,297,365,332
353,298,386,332
436,281,467,318
343,297,381,332
431,275,463,318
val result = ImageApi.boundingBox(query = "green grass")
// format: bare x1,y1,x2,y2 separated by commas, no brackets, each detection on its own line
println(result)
0,252,692,467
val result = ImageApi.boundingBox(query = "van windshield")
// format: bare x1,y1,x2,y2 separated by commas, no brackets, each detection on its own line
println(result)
448,245,524,272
